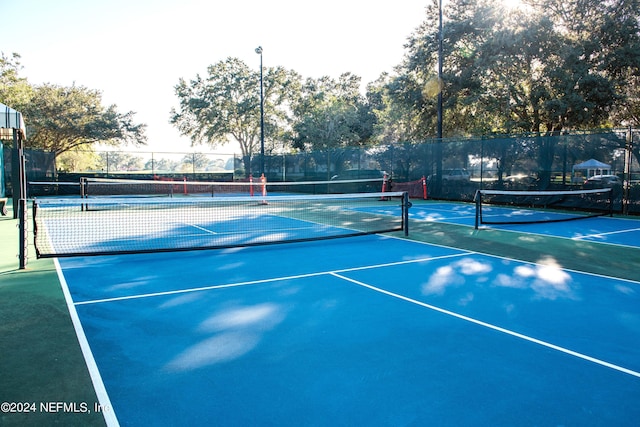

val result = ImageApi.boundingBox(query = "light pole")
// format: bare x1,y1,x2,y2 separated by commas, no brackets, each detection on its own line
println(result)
435,0,444,195
255,46,265,176
437,0,443,141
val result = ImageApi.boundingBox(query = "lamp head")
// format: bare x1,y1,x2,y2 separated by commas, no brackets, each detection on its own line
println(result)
255,46,263,54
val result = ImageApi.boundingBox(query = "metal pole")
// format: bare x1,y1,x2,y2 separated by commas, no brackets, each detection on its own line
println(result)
480,137,484,188
437,0,443,141
16,129,27,269
256,46,265,176
623,126,633,215
403,192,410,236
435,0,444,194
474,190,481,229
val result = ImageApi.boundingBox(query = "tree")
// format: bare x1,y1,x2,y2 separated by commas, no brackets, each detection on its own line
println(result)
367,74,425,144
289,73,376,176
586,0,640,127
379,0,443,141
97,152,143,172
378,0,638,186
386,0,638,139
181,152,209,172
291,74,375,149
56,148,102,173
145,157,179,172
2,53,146,156
0,52,33,109
23,84,146,157
171,57,301,176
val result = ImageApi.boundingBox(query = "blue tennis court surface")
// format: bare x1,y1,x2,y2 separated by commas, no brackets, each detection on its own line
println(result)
57,234,640,426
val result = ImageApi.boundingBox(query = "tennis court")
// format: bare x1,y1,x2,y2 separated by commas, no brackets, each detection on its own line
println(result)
399,201,640,248
50,194,640,426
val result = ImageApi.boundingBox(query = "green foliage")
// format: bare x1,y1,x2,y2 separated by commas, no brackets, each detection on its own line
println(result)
171,58,258,149
181,152,210,171
56,149,102,173
0,52,33,107
291,73,374,151
171,57,301,174
96,151,144,172
1,52,146,156
145,157,180,172
376,0,638,139
5,0,639,177
23,84,146,155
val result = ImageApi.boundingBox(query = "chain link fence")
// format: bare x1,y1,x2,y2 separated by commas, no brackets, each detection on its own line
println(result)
4,128,639,213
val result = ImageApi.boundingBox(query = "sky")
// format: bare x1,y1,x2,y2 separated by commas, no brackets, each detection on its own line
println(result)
1,0,432,154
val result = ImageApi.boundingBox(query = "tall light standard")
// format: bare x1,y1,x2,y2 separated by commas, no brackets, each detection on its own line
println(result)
255,46,265,175
437,0,443,141
435,0,444,195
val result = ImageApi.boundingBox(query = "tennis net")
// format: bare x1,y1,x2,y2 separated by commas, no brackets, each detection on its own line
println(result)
80,176,386,198
33,192,409,258
28,181,82,197
474,188,614,228
389,176,427,200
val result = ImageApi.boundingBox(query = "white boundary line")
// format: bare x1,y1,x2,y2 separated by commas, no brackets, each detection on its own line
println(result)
479,221,640,250
573,226,640,240
74,252,470,306
57,229,640,427
54,259,120,427
411,201,640,250
381,232,640,286
331,272,640,379
484,226,640,251
181,221,218,235
74,230,640,307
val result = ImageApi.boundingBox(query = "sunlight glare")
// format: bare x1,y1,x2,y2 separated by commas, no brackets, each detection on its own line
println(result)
500,0,530,11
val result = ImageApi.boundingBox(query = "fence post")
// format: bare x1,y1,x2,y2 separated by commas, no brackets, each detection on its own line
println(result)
623,126,633,215
16,129,28,269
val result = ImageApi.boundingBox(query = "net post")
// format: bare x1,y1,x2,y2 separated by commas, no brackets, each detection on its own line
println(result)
18,197,27,269
474,190,481,229
623,127,633,215
403,191,409,236
422,176,428,200
32,200,40,259
249,174,254,196
380,173,389,201
80,177,87,211
260,173,268,205
608,187,614,217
